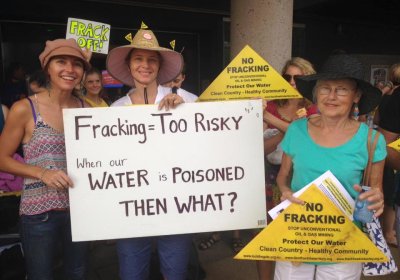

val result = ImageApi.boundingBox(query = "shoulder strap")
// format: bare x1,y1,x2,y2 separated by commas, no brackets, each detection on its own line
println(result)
27,97,37,123
362,128,380,186
0,104,4,132
79,97,84,108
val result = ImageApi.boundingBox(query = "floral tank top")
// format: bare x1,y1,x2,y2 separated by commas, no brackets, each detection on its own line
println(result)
20,95,83,215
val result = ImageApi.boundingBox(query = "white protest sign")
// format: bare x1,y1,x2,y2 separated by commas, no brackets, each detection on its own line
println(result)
64,100,266,241
66,17,110,54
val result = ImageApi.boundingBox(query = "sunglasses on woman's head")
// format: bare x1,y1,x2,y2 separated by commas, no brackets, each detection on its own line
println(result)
282,74,303,82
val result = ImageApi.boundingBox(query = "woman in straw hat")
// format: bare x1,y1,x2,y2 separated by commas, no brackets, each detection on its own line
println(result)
275,54,386,279
107,25,197,108
0,38,90,280
107,24,197,280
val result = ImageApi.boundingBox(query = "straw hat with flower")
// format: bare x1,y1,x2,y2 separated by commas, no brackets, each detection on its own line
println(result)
106,22,183,87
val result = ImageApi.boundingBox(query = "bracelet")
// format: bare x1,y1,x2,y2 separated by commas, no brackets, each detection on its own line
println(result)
39,168,48,181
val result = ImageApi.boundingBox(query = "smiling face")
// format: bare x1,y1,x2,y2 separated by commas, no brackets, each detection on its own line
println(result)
84,72,102,96
315,79,361,118
128,49,160,87
46,55,85,92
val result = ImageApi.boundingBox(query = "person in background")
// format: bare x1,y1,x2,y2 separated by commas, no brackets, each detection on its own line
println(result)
371,63,400,247
197,229,244,254
2,62,28,108
376,80,394,96
82,67,109,107
1,102,9,126
275,54,385,279
163,63,186,89
258,57,317,280
0,38,90,280
377,63,400,250
107,24,197,280
0,99,24,193
162,63,196,97
27,70,47,96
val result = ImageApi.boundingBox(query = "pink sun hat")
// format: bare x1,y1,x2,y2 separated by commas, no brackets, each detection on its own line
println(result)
39,38,91,70
106,25,183,87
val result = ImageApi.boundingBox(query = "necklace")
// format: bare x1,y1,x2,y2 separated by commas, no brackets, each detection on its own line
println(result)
48,93,79,110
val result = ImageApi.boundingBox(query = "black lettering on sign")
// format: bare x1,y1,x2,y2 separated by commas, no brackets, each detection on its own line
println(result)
174,193,225,213
88,170,149,190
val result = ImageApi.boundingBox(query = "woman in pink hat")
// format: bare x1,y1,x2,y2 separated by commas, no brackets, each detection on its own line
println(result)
107,25,197,280
0,38,90,280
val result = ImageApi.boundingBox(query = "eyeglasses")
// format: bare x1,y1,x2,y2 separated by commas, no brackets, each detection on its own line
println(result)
316,85,355,96
282,74,303,82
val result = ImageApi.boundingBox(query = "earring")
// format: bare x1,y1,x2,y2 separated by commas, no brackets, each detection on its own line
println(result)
353,103,359,120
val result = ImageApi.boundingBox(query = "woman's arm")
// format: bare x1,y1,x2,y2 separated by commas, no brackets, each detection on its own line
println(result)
264,132,284,155
276,153,304,205
263,110,290,133
0,100,41,178
378,127,400,171
0,100,73,189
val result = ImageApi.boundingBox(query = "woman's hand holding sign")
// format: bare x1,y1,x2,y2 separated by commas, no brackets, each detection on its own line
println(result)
280,188,305,205
40,168,73,189
158,93,184,111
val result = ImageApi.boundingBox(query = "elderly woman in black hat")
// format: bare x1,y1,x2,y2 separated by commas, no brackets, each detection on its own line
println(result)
275,54,386,279
106,25,197,280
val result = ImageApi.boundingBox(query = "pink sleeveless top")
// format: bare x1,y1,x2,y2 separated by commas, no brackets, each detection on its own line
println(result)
20,95,83,215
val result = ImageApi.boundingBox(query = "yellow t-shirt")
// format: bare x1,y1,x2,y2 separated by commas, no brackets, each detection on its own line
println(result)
84,97,109,108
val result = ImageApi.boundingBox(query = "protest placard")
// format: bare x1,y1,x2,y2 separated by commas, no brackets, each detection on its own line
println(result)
66,17,110,54
64,100,266,241
197,45,302,101
268,170,355,221
235,184,387,263
388,138,400,152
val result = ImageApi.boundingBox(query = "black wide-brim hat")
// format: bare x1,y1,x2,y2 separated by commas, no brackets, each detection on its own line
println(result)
295,54,382,115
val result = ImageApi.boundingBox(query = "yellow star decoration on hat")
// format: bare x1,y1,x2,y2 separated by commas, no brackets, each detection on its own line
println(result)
170,40,176,50
141,21,148,29
125,33,133,43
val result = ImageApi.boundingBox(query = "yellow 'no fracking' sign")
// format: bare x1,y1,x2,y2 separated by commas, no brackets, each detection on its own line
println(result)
198,45,302,101
235,184,387,263
388,138,400,152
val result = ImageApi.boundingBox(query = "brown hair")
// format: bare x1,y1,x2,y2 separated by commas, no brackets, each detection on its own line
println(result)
388,63,400,86
82,67,105,98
